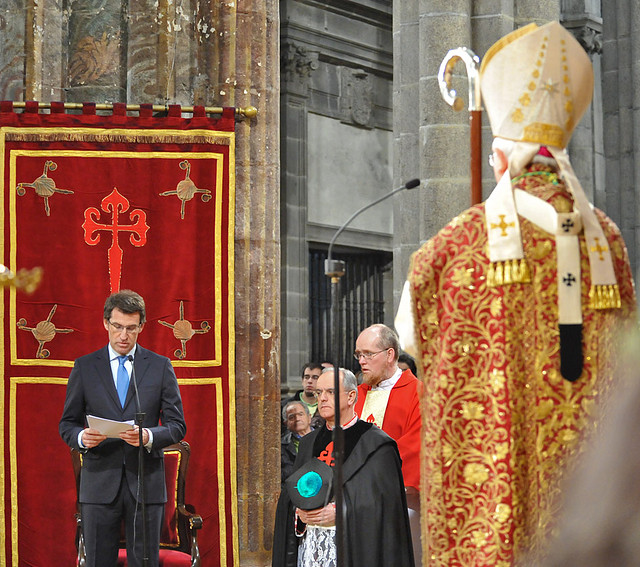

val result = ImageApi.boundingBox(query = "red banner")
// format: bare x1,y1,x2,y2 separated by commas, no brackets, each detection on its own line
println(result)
0,102,238,566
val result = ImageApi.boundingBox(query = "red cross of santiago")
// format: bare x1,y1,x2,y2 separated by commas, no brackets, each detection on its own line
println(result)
83,188,149,293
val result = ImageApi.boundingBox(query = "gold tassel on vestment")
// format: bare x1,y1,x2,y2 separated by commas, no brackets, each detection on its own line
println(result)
487,258,531,288
589,284,621,309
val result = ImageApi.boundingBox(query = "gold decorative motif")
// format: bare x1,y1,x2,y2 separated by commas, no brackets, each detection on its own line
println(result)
490,214,515,237
461,401,484,420
450,212,472,227
522,122,565,147
463,463,489,485
519,93,531,106
452,267,474,288
490,368,506,392
493,443,509,461
489,297,502,318
17,304,73,358
542,79,558,94
590,237,608,261
471,530,487,546
160,160,212,219
16,160,74,216
532,240,553,260
536,399,555,420
494,503,511,523
158,300,211,359
454,336,478,356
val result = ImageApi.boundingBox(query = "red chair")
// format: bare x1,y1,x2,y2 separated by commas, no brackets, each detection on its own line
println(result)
72,441,203,566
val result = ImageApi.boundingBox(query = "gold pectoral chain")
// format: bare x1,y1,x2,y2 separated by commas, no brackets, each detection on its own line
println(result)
511,170,560,186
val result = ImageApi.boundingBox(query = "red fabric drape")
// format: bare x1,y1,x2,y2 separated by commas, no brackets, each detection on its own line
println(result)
0,103,237,566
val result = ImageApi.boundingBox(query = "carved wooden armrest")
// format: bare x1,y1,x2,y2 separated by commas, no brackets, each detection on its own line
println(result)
178,504,203,567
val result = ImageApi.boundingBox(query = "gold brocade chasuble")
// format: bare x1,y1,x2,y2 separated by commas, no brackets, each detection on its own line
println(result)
408,170,636,566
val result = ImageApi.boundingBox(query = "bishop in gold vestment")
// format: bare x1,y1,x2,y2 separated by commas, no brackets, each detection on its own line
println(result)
401,22,637,566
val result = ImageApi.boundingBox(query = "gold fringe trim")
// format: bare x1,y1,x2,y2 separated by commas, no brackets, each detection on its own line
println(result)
5,131,231,146
589,284,621,310
487,258,531,288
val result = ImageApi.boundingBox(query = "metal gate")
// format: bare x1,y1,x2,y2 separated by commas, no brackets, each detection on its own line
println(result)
309,248,391,371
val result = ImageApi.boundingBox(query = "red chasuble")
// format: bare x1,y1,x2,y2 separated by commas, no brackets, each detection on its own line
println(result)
407,168,636,565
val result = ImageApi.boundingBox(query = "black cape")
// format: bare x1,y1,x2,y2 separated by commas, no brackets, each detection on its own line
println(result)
272,422,415,567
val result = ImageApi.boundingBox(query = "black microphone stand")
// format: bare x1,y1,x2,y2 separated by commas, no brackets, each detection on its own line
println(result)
323,178,420,566
128,355,148,567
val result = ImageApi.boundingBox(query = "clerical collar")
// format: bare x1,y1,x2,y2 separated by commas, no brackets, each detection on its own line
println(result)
371,367,402,391
326,414,358,431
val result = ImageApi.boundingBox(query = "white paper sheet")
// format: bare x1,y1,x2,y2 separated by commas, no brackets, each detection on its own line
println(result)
87,414,135,438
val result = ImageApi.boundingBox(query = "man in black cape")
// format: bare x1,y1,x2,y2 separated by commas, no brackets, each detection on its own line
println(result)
272,366,414,567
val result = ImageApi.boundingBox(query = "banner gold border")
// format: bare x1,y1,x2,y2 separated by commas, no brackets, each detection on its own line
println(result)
0,125,239,566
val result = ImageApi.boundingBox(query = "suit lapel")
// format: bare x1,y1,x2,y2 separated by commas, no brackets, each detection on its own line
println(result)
124,344,151,409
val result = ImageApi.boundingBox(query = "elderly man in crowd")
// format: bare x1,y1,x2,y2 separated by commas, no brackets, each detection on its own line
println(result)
281,400,313,485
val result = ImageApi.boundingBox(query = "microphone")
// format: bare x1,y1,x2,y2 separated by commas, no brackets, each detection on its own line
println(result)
127,354,142,416
322,178,419,565
127,354,149,566
325,178,420,276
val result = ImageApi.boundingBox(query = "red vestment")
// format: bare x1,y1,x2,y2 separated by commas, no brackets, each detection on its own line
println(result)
407,169,637,565
355,369,422,490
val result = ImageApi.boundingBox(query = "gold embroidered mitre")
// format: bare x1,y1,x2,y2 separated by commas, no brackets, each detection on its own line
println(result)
479,21,593,149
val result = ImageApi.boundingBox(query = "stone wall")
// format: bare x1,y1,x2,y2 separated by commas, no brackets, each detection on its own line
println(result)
279,0,393,388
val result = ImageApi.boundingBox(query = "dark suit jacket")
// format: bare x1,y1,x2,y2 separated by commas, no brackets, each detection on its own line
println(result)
59,344,186,505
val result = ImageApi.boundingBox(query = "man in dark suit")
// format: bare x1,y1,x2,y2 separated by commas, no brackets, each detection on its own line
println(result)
59,289,186,567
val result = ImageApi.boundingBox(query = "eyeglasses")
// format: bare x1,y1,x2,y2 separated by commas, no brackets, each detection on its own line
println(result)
314,388,335,397
353,349,389,361
286,411,307,420
108,320,141,335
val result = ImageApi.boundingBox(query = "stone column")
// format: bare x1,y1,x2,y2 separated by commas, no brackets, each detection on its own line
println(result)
602,1,640,271
23,0,65,101
392,1,421,295
65,0,127,103
393,2,474,293
228,1,281,565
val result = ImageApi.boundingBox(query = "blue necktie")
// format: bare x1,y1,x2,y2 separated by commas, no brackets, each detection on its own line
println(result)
116,355,129,407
